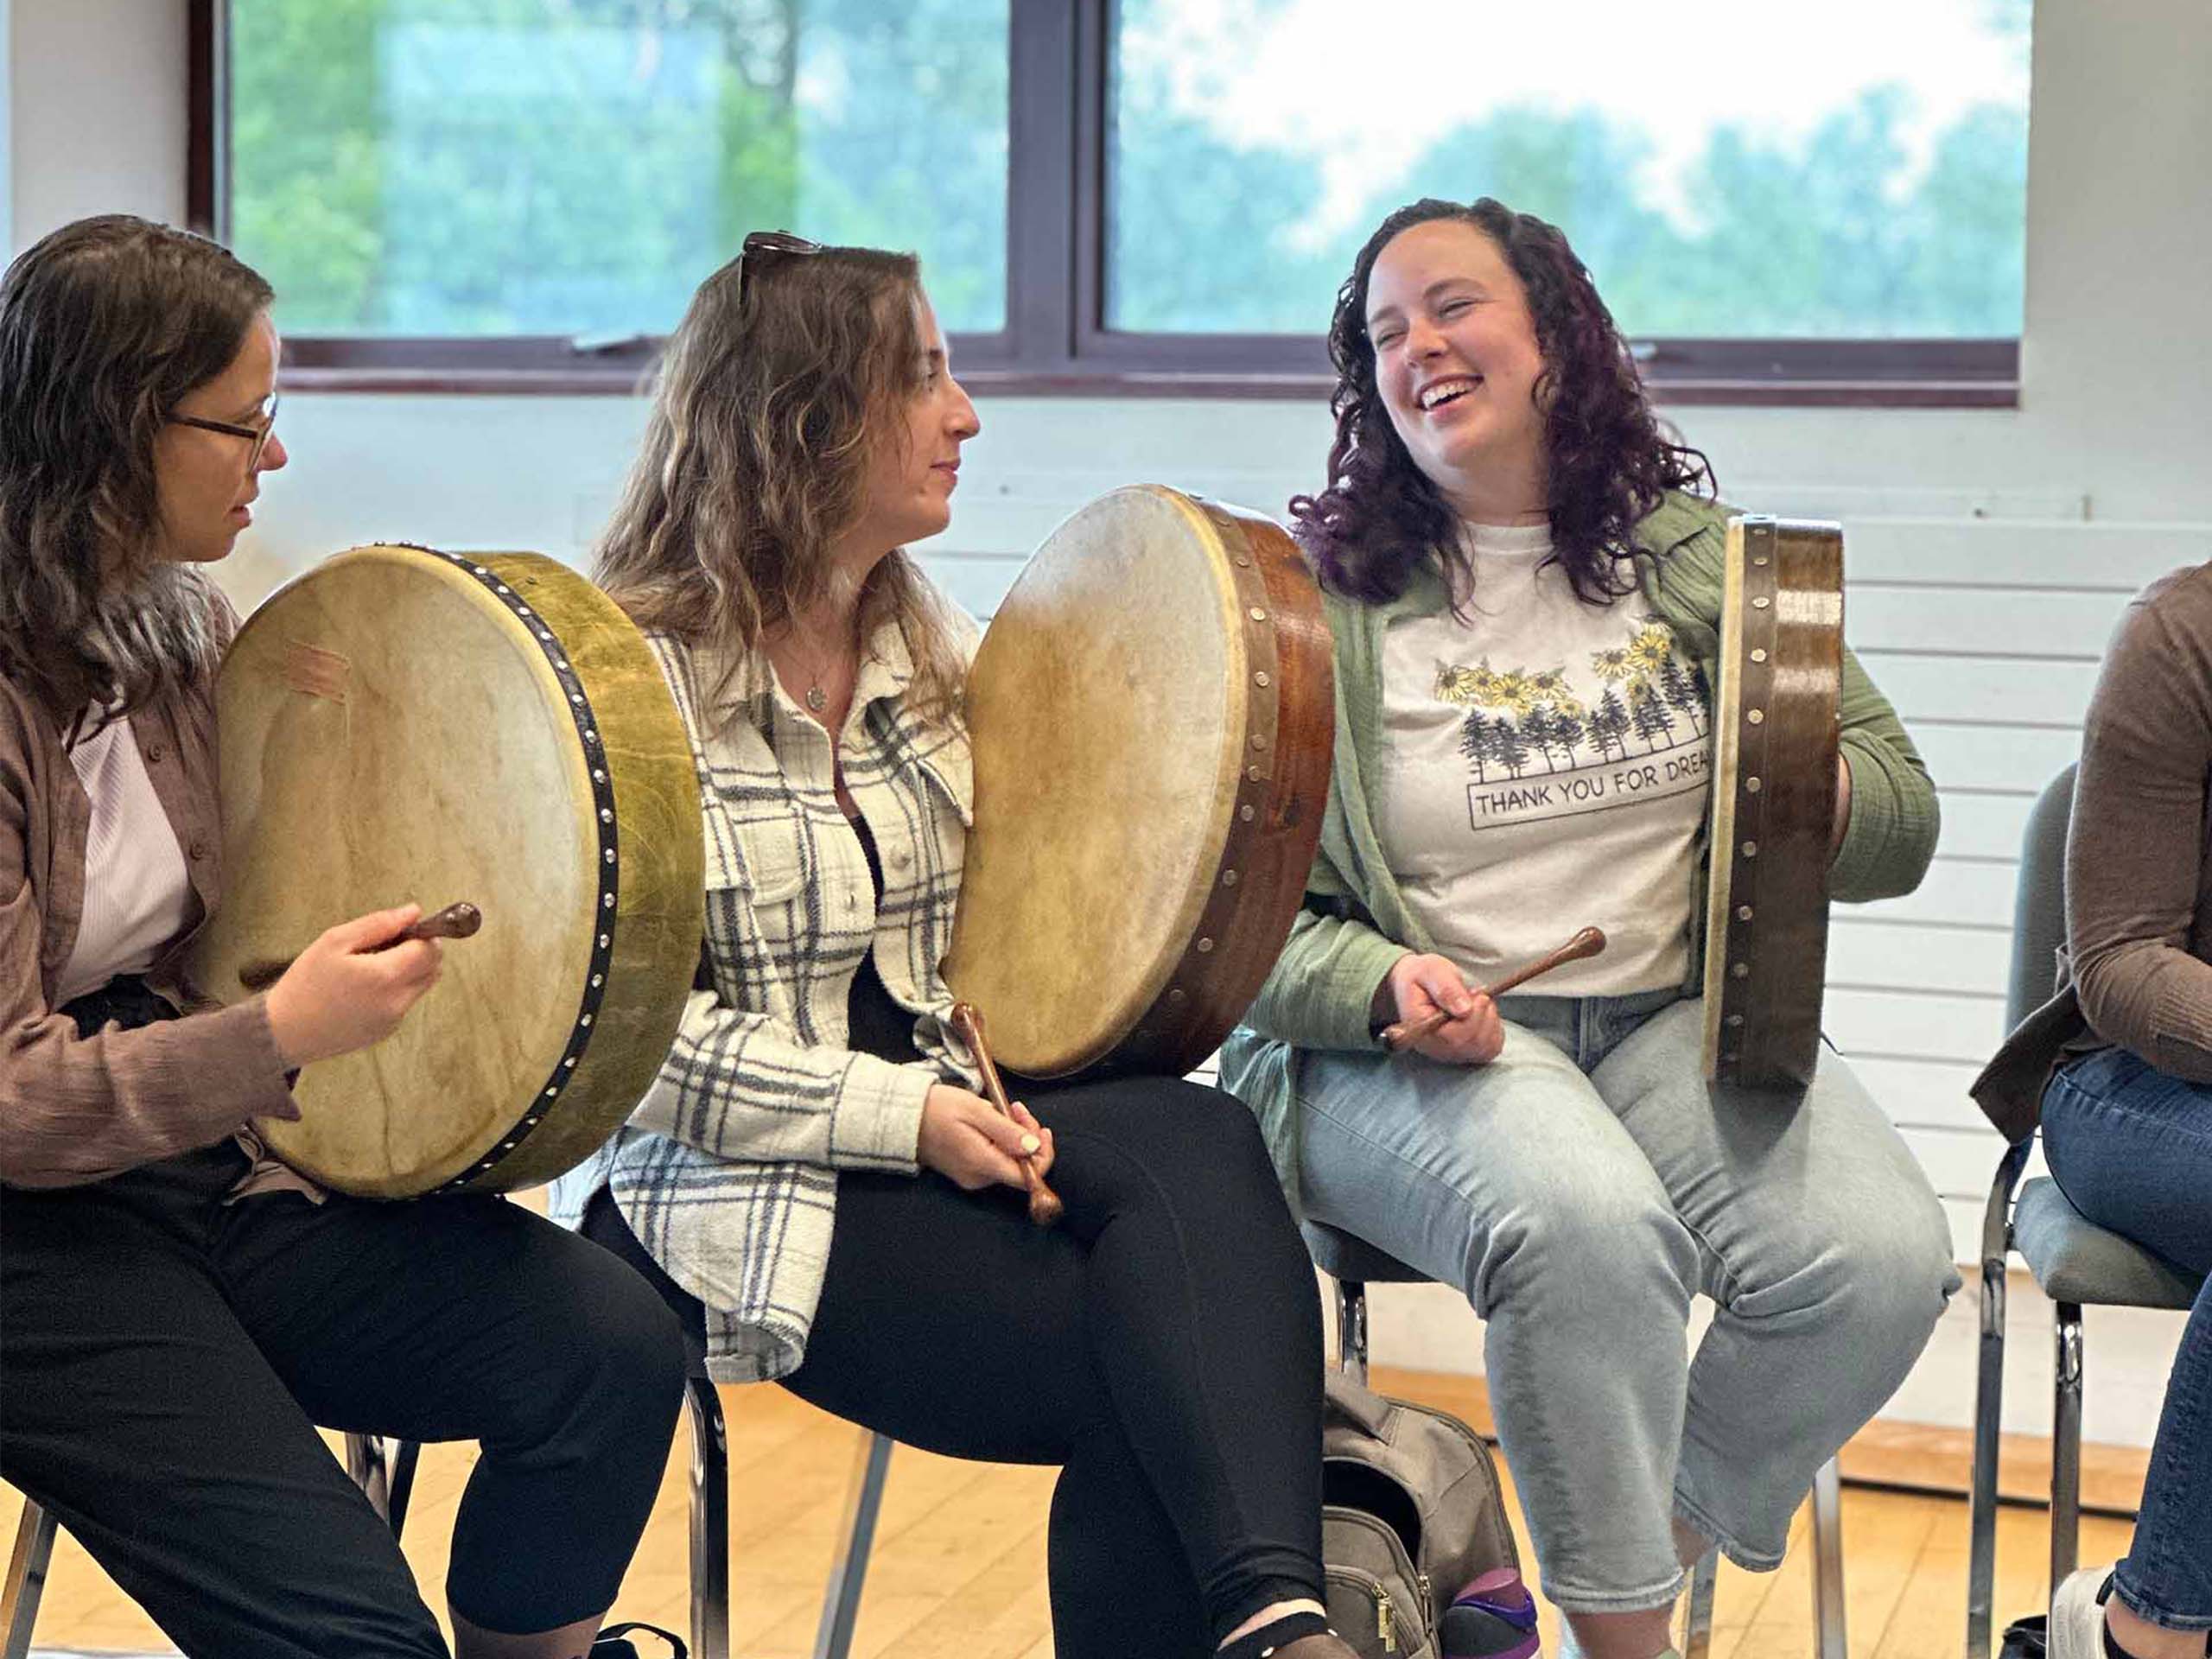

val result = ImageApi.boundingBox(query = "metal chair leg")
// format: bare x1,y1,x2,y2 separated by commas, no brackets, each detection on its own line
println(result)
685,1375,731,1659
1967,1136,2030,1659
345,1431,393,1525
344,1433,417,1537
1681,1548,1719,1659
385,1440,419,1537
1334,1277,1370,1388
1,1501,57,1659
1810,1456,1847,1659
2050,1303,2085,1596
813,1429,894,1659
1675,1460,1844,1659
340,1433,420,1537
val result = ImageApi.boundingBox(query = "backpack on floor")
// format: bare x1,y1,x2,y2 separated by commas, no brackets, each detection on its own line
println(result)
1322,1372,1522,1657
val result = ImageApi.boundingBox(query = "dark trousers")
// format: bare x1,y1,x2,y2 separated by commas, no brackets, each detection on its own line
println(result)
0,984,689,1658
587,1076,1324,1659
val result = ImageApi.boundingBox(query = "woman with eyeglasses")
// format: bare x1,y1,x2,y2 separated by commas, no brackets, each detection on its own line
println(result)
1217,197,1960,1659
554,234,1359,1659
0,215,687,1659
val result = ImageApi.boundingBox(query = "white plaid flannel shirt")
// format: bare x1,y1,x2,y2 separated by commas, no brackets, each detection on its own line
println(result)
550,610,982,1381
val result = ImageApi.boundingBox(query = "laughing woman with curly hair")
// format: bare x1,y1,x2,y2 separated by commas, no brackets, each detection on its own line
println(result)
1220,198,1961,1659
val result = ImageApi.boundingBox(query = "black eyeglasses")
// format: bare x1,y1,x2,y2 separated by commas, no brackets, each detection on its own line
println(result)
168,394,280,471
735,230,823,303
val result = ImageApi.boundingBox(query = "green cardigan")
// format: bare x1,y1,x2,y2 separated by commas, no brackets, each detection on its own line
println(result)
1218,492,1940,1211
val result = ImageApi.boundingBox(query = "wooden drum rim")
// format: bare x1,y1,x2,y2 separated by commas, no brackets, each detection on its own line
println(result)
1109,496,1334,1076
1700,515,1843,1090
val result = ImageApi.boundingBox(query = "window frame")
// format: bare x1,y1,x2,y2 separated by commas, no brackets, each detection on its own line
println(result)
186,0,2020,407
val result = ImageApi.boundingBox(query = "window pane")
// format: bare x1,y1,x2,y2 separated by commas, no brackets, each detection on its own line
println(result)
231,0,1008,337
1109,0,2029,338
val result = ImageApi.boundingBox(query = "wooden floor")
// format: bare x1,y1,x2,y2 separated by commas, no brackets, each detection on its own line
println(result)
4,1365,2136,1659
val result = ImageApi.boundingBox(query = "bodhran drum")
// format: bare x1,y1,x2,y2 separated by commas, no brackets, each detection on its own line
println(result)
188,545,703,1197
942,485,1333,1080
1700,515,1845,1090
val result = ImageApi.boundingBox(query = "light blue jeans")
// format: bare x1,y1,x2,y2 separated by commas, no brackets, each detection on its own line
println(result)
1294,990,1960,1615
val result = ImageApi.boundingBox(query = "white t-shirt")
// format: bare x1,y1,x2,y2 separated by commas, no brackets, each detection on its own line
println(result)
1374,522,1712,997
56,713,195,1007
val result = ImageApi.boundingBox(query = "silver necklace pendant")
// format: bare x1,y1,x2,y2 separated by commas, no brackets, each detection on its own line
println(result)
804,683,827,713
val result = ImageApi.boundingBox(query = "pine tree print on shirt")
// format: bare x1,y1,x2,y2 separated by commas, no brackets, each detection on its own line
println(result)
1436,616,1708,780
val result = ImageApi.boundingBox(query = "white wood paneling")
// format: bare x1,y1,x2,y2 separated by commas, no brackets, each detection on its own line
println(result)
1828,918,2012,999
1841,519,2212,589
1853,652,2101,726
1934,791,2039,861
1847,586,2131,660
1848,1057,1994,1135
1828,986,2006,1066
1905,723,2082,794
1901,1122,2012,1199
1859,858,2020,928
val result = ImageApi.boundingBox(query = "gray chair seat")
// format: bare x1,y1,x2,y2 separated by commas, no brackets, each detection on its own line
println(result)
2012,1177,2204,1310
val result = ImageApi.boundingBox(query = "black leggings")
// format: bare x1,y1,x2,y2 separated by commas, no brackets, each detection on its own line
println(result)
587,1075,1325,1658
0,983,689,1657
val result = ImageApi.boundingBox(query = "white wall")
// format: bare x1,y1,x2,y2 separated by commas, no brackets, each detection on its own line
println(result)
5,0,2202,1438
0,0,12,244
7,0,184,248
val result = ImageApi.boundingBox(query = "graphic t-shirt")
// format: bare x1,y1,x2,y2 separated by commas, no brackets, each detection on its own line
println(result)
1375,521,1712,996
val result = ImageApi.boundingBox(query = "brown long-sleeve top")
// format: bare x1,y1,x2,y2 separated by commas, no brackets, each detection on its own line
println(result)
0,613,299,1190
1974,562,2212,1141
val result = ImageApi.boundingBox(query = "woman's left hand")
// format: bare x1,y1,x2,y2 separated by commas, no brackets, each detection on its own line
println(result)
918,1084,1058,1191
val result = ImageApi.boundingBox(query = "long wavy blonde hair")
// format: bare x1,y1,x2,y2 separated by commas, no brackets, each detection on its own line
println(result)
594,242,967,726
0,216,271,731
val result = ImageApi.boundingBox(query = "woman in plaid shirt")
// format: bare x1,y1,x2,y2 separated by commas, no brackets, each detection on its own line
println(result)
553,238,1355,1659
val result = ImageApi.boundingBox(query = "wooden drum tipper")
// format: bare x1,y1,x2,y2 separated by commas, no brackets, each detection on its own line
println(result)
943,485,1334,1080
1700,515,1845,1090
188,545,704,1197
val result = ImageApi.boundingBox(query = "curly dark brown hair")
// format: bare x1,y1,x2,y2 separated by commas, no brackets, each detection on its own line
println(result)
1291,197,1713,609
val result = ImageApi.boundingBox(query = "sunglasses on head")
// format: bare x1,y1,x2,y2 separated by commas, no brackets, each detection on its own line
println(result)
734,230,823,303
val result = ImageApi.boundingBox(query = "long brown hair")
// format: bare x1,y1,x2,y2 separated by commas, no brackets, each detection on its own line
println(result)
595,240,967,724
0,215,272,728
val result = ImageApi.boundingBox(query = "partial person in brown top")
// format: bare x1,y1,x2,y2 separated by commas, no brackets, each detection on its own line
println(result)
1975,564,2212,1137
1974,568,2211,1659
0,216,684,1659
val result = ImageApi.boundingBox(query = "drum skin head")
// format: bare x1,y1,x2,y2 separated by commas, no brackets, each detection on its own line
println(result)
942,486,1247,1079
188,545,702,1196
944,486,1268,1077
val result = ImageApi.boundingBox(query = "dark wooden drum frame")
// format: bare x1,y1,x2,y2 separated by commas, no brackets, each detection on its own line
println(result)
1700,515,1845,1090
